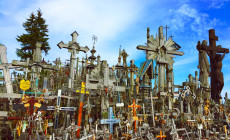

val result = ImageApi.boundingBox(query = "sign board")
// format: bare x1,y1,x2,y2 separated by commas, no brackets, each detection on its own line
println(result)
20,79,31,90
116,103,124,107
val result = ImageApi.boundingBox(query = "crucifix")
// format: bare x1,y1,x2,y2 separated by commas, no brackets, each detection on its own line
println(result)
196,29,229,103
57,31,89,89
128,99,141,133
83,96,95,129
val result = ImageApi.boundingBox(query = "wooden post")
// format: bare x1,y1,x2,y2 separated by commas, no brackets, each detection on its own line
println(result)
0,45,13,94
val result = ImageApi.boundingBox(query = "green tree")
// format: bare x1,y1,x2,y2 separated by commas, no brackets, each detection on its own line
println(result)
16,9,50,60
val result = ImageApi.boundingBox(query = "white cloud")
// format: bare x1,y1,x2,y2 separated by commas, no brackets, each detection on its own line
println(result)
0,0,148,65
14,0,146,41
169,4,220,36
208,0,230,9
174,56,197,66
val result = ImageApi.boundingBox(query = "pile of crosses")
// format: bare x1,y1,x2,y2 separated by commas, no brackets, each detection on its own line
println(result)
0,26,230,140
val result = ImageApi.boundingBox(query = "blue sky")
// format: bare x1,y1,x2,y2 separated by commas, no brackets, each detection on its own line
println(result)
0,0,230,97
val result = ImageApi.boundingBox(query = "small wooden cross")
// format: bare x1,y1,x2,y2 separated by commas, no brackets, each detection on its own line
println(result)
205,99,210,108
128,99,141,133
156,130,167,140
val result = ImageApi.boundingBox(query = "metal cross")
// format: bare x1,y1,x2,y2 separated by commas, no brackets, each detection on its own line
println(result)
169,35,173,39
92,35,97,46
164,25,170,41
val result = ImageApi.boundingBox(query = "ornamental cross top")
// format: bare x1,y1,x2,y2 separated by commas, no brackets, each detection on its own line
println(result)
92,35,97,46
57,31,89,53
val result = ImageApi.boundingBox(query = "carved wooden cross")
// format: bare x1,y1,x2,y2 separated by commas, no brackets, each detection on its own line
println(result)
76,82,89,138
128,99,141,133
137,26,183,93
57,31,89,89
156,130,166,140
197,29,229,102
0,45,19,94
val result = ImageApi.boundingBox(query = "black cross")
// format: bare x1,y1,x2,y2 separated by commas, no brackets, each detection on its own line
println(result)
164,25,170,41
92,35,97,46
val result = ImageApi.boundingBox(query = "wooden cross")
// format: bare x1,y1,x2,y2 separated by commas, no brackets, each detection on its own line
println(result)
57,31,89,89
156,130,167,140
76,82,89,138
128,99,141,133
197,29,229,102
65,119,81,139
0,45,18,94
46,90,76,129
83,96,95,128
164,25,170,41
137,26,183,93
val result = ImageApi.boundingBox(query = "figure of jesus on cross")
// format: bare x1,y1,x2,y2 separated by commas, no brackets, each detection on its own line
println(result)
196,29,229,103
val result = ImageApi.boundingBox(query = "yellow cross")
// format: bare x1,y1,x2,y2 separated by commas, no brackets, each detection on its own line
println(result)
206,99,210,105
224,125,227,134
76,82,89,94
21,95,30,104
17,121,22,136
156,130,166,140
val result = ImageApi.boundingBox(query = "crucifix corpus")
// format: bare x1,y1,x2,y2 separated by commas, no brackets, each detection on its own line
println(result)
196,29,229,103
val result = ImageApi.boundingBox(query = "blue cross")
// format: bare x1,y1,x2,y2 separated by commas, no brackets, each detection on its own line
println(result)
100,107,120,134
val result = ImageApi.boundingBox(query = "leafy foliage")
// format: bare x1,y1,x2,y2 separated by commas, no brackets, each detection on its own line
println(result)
16,9,50,60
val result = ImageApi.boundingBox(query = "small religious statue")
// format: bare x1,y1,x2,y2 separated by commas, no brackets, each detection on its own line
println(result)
197,40,210,88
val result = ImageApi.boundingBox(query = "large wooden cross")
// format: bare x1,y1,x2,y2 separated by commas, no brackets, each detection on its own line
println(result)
128,99,141,133
0,45,19,94
137,26,184,93
46,89,76,129
76,82,89,138
197,29,229,102
57,31,89,89
12,43,58,91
